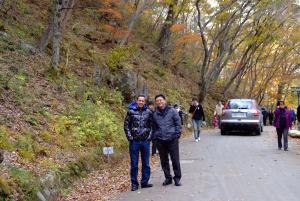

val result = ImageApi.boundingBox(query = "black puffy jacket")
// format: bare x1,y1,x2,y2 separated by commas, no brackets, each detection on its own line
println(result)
152,106,182,141
189,104,205,121
124,102,153,141
297,105,300,122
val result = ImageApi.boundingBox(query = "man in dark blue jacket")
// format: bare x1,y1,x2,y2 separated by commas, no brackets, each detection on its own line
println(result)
152,94,182,186
124,95,153,191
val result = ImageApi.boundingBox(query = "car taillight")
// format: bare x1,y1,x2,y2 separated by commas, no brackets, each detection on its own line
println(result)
224,102,229,109
222,102,228,116
253,110,259,116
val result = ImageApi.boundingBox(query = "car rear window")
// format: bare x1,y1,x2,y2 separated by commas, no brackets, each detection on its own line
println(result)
227,100,254,109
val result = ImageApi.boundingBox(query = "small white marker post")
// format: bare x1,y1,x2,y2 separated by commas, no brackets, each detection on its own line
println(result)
102,147,114,162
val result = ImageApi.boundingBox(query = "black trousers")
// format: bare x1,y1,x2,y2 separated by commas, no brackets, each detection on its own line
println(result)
276,128,288,150
156,139,181,182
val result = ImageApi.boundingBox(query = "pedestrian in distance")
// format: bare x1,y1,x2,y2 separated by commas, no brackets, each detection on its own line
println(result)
268,109,274,126
289,107,296,128
273,100,292,151
124,95,153,191
152,94,182,187
214,101,224,128
174,104,184,125
213,114,218,128
261,108,268,126
189,98,206,142
148,100,157,157
297,105,300,131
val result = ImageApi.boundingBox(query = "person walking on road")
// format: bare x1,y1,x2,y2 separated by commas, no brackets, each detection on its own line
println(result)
273,100,292,151
290,108,296,127
297,105,300,131
261,108,268,126
268,109,274,126
189,98,205,142
214,101,224,128
152,94,182,187
124,95,153,191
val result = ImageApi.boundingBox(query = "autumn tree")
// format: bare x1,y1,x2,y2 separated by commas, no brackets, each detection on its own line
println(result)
195,0,259,103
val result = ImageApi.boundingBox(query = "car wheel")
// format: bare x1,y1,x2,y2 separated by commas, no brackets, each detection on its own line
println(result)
221,129,226,135
256,128,261,136
261,126,263,132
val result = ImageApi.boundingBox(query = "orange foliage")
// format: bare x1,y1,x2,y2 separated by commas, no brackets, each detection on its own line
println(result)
103,24,117,33
103,25,127,39
100,0,121,6
98,8,123,20
176,33,201,46
114,29,129,39
170,24,186,33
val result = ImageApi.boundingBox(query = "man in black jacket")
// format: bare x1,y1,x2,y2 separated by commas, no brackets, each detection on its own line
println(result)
124,95,153,191
152,94,182,186
189,98,205,142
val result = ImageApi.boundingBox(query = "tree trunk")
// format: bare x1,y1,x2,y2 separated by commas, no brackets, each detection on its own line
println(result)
198,82,208,104
120,0,148,46
38,0,76,52
38,23,53,52
50,0,63,70
157,0,178,65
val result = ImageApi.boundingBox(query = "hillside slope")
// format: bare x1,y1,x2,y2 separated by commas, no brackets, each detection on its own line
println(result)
0,1,225,200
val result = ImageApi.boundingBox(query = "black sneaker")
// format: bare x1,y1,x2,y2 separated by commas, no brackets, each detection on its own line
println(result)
174,180,182,186
141,183,153,188
162,179,172,186
284,148,288,151
131,185,138,191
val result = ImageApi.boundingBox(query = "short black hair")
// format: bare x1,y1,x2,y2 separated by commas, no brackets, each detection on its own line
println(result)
192,98,198,101
155,94,166,100
277,100,284,106
136,95,146,100
148,100,154,105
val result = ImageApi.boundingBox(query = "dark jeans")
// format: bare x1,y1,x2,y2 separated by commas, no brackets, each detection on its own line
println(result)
217,115,221,128
156,139,181,182
263,117,267,126
129,140,150,187
276,128,288,150
152,140,157,155
269,119,273,126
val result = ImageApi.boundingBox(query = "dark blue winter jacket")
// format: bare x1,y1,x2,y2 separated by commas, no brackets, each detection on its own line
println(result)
152,106,182,141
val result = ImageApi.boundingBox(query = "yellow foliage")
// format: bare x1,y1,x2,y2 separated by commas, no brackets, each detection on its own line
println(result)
170,24,186,32
176,33,201,46
98,8,123,20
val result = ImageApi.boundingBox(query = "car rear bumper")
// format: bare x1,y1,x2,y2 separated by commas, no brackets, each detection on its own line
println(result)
220,120,260,131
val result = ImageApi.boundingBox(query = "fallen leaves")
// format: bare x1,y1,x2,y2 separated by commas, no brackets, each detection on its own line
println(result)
58,154,159,201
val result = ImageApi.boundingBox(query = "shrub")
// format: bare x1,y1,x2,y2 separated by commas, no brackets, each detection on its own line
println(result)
107,46,135,70
10,167,40,200
72,101,127,149
0,126,15,151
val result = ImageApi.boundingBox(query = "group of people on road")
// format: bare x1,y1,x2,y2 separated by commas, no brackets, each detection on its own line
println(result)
124,94,182,191
124,94,300,191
